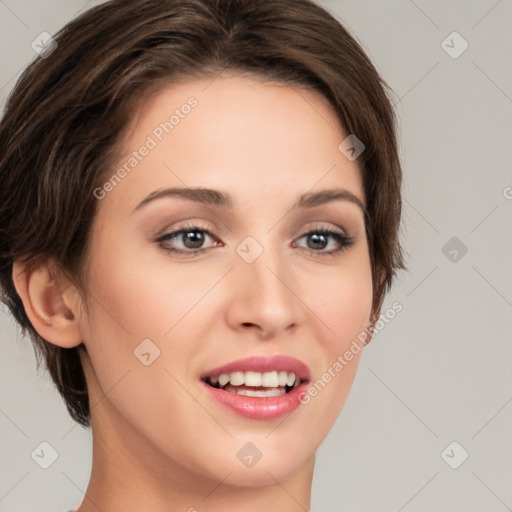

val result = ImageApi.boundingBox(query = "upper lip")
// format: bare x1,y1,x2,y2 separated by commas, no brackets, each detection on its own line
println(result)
200,355,310,381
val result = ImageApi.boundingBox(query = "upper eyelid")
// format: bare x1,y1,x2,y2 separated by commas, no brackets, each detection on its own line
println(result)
157,223,347,237
157,224,351,247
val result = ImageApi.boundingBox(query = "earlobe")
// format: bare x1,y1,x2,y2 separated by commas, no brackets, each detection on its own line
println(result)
12,258,83,348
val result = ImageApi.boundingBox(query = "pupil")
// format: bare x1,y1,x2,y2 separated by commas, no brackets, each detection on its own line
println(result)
308,233,327,250
184,230,204,249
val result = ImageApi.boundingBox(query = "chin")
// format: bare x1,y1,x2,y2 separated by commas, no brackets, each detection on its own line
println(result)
200,444,313,487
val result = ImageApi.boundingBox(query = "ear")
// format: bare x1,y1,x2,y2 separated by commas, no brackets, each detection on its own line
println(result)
12,258,83,348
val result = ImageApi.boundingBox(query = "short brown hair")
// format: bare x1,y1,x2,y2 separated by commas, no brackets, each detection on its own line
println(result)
0,0,406,427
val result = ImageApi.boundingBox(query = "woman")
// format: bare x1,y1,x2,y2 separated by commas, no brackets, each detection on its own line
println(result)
0,0,406,510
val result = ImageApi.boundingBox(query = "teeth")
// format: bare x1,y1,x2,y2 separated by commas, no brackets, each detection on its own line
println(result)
210,370,299,388
261,371,278,387
224,385,286,397
245,371,262,387
218,374,230,387
229,371,244,386
278,371,288,387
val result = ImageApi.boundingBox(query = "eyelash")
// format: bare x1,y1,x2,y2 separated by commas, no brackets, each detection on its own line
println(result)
156,224,355,257
156,222,355,258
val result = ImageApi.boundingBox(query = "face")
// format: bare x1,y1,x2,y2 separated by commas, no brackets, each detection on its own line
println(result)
77,74,373,486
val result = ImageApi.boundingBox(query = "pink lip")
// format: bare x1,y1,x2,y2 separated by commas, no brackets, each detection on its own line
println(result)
200,379,309,420
200,355,310,381
200,355,311,420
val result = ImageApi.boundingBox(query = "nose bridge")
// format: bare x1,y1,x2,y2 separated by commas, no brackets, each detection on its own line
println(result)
246,244,286,296
229,231,300,335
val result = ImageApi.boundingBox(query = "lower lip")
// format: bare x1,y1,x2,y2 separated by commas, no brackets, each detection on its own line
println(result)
200,380,309,420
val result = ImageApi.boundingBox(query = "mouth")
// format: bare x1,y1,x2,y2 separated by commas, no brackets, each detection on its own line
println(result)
200,355,310,398
202,371,305,397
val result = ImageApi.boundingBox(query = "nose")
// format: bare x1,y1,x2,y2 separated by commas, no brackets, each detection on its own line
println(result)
224,242,304,340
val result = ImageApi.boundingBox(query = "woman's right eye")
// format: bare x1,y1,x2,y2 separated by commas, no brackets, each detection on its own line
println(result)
157,224,221,256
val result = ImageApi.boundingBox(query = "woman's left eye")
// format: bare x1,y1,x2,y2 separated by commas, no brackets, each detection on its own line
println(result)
156,224,355,257
294,228,355,256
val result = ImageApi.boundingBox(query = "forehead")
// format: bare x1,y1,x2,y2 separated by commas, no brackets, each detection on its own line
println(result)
101,74,365,214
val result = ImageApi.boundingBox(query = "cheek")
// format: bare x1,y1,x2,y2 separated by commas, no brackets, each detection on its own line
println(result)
83,230,207,340
321,275,373,342
300,248,374,348
292,249,372,433
78,231,219,405
77,249,213,455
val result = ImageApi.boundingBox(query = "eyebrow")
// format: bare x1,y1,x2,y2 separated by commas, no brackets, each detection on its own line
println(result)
133,187,366,214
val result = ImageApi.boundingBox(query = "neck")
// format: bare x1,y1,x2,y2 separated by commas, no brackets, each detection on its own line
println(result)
74,401,315,512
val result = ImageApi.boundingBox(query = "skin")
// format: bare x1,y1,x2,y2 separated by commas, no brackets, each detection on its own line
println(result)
14,73,375,511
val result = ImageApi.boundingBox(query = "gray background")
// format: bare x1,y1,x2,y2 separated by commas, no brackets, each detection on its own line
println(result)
1,0,511,511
